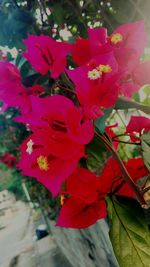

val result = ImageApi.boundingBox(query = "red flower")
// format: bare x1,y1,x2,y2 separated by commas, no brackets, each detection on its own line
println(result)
133,60,150,86
0,152,17,168
57,157,148,228
72,21,147,67
0,61,45,112
117,55,150,98
0,82,44,113
126,116,150,142
66,53,119,120
56,168,107,228
110,20,147,58
17,95,94,195
72,27,108,66
23,35,72,79
98,157,149,198
0,61,21,83
72,21,148,98
18,135,83,196
16,95,94,145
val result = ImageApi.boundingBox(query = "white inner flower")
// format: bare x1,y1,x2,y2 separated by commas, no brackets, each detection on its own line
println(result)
87,69,102,80
26,139,34,155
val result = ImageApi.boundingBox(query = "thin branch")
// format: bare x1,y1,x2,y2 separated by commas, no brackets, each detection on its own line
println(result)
142,186,150,195
112,139,141,145
95,131,146,205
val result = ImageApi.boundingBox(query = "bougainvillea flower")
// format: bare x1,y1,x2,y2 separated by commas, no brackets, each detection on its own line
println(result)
72,27,108,66
56,168,107,228
66,53,119,119
0,81,44,113
26,84,45,96
117,55,150,98
98,157,149,198
133,60,150,86
18,134,85,196
23,35,72,79
57,157,148,227
57,196,106,229
98,157,121,196
0,152,17,168
72,21,147,67
72,21,148,98
17,95,94,195
126,116,150,142
57,156,148,228
110,20,147,57
0,60,45,112
118,158,149,197
16,95,94,145
0,61,21,83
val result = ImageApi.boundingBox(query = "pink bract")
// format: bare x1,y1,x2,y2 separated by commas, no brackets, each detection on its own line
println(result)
72,21,147,67
23,35,72,79
98,157,149,198
66,53,119,119
18,135,84,196
16,95,94,145
0,61,21,83
126,116,150,141
17,95,94,195
56,168,107,228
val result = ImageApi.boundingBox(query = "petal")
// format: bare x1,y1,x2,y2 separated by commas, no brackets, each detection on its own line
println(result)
56,197,107,228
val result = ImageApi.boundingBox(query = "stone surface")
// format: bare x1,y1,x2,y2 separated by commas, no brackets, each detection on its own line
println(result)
49,219,119,267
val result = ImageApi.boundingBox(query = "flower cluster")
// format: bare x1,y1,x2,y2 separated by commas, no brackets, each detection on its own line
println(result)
0,152,17,168
0,20,149,228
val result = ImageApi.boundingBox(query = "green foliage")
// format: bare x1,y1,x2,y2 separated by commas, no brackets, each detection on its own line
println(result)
0,109,28,155
115,97,150,115
107,196,150,267
95,107,113,133
86,136,108,173
0,165,24,200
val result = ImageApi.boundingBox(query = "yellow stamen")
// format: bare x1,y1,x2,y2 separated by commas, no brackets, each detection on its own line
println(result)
111,33,123,44
87,68,102,80
37,155,49,171
60,195,65,206
26,139,34,155
97,64,112,73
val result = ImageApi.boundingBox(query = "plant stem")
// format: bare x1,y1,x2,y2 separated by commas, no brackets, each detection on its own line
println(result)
113,139,141,145
60,72,74,90
142,186,150,194
112,133,136,138
95,131,146,205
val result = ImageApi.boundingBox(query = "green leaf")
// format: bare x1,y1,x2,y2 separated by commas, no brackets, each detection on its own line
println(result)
143,85,150,95
141,132,150,171
86,136,107,172
52,3,64,26
107,196,150,267
115,97,150,115
95,107,113,133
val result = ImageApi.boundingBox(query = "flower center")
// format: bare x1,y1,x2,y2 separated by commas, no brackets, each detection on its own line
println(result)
97,64,112,73
51,120,67,133
26,139,34,155
60,194,66,206
87,64,112,80
37,155,49,171
88,69,102,80
111,33,123,44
